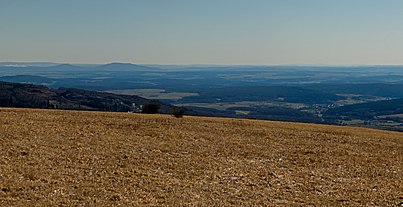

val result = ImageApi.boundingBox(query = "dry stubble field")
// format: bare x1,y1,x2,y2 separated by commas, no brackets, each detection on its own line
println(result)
0,108,402,206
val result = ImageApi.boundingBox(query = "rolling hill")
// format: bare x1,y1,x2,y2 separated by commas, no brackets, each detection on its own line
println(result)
0,81,175,113
0,108,401,206
326,98,403,118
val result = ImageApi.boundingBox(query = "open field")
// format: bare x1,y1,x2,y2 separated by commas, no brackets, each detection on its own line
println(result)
378,114,403,119
175,101,306,111
0,108,402,206
106,89,198,100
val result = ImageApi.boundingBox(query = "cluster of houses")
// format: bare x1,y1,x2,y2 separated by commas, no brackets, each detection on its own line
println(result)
130,103,143,113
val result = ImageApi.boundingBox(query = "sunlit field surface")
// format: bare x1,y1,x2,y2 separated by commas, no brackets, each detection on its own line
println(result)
0,108,402,206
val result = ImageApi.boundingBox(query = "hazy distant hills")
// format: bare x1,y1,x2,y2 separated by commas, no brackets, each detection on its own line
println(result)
0,75,54,84
2,63,403,89
303,83,403,98
2,62,403,131
99,63,161,71
0,62,60,67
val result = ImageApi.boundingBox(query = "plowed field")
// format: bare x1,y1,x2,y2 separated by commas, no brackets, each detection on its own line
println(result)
0,108,402,206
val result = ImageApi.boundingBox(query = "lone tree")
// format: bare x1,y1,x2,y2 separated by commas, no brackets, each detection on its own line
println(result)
172,108,186,118
141,104,160,114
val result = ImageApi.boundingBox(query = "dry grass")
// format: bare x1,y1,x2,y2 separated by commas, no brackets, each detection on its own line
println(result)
0,108,402,206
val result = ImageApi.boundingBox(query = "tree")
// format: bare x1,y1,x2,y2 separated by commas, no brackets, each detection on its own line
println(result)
141,104,160,114
172,108,185,118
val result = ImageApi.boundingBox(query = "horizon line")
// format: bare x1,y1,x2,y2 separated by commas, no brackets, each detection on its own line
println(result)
2,61,403,68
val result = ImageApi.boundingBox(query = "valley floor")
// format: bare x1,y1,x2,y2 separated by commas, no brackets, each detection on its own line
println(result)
0,108,402,206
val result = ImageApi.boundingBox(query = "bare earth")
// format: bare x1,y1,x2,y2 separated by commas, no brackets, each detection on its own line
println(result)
0,108,402,206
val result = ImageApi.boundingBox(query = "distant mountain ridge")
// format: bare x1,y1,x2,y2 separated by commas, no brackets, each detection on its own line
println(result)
99,63,161,71
0,62,162,70
0,62,59,67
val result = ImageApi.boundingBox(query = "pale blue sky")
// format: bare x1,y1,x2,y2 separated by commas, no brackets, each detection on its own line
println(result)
1,0,403,65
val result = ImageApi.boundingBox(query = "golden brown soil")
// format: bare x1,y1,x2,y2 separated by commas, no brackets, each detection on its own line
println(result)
0,108,402,206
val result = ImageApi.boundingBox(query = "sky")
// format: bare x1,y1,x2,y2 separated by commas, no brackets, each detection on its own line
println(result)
1,0,403,65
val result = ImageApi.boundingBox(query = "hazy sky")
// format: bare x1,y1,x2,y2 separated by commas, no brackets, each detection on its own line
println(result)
1,0,403,65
